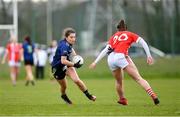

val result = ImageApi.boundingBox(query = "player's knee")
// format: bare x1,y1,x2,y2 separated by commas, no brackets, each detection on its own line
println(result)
116,78,122,84
60,84,67,89
136,78,145,84
74,79,81,84
133,76,141,83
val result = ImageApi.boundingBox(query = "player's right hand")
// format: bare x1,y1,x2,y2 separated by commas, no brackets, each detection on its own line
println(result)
89,62,96,69
1,59,5,64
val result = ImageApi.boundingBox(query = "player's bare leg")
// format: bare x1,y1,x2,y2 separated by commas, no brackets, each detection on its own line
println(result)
124,57,160,105
10,67,16,86
57,78,72,104
112,68,127,105
67,67,96,101
25,65,35,86
15,66,19,80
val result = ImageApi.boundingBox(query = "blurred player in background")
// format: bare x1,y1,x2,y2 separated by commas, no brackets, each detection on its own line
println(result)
89,19,160,105
22,35,35,86
47,40,57,64
34,45,47,80
1,35,22,86
47,40,57,80
51,27,96,104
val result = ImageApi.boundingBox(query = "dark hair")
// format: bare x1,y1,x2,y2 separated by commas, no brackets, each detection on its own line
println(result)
63,27,76,38
117,20,127,31
24,35,32,45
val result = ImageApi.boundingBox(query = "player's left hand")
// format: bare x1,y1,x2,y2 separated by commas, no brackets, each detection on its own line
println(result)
89,62,96,69
74,60,82,68
147,56,154,65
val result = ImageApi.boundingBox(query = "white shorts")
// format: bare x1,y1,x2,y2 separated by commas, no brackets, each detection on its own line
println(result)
8,60,21,67
107,52,129,71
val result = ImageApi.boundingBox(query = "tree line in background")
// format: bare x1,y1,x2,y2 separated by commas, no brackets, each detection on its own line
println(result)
0,0,180,54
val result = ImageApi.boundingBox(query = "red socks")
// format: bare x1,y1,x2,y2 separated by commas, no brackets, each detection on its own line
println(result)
146,88,157,99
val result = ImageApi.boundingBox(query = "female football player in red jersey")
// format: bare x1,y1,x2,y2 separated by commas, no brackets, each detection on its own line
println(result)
89,20,160,105
1,35,22,86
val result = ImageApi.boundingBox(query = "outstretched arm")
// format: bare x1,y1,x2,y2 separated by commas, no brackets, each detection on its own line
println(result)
1,49,8,64
138,37,154,65
89,44,111,69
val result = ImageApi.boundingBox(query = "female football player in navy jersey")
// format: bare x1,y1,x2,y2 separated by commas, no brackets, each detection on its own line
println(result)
51,27,96,104
22,35,35,86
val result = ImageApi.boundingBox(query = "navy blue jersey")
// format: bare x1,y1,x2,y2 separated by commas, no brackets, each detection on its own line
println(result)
23,41,35,61
51,39,72,68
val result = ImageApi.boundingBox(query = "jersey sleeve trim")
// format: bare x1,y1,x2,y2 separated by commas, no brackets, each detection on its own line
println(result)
136,37,142,43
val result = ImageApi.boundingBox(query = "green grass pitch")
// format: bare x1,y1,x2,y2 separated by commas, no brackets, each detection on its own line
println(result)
0,57,180,116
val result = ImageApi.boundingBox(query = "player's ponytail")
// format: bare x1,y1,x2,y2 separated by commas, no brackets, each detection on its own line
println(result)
117,20,127,31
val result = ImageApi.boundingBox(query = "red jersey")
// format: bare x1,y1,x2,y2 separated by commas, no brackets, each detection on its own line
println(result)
6,43,22,62
108,31,140,55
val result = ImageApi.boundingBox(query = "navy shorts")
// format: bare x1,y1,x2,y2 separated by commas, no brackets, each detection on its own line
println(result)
24,60,34,66
52,66,67,80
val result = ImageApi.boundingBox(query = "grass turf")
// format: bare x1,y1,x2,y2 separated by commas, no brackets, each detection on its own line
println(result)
0,56,180,116
0,78,180,116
